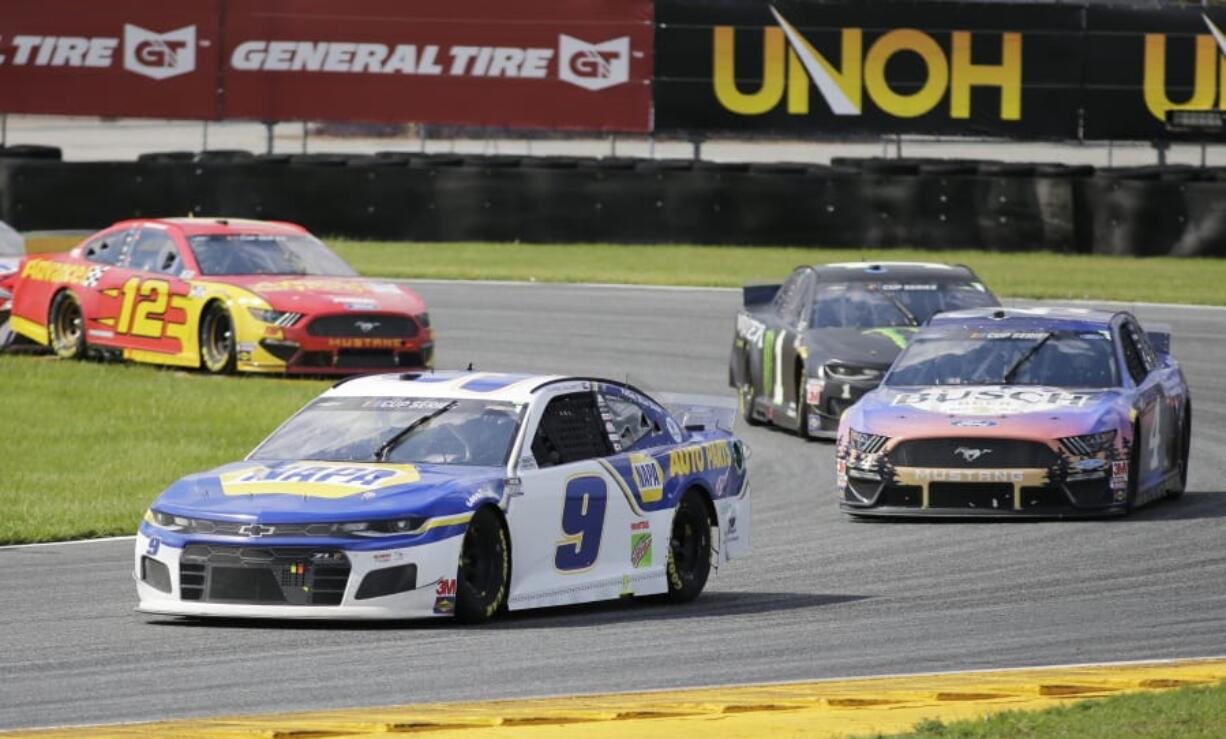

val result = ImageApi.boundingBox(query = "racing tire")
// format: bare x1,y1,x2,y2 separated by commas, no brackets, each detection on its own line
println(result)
199,302,236,374
454,507,510,624
1170,406,1191,500
664,490,712,604
48,290,86,360
1125,423,1142,514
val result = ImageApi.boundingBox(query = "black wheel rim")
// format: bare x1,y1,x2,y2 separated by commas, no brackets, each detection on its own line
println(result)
460,516,503,601
204,311,232,367
53,299,81,353
670,507,702,582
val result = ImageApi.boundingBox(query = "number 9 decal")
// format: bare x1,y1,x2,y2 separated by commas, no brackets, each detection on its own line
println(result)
554,475,608,572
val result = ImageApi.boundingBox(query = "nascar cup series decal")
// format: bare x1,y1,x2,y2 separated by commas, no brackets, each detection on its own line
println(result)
219,461,420,498
890,387,1104,416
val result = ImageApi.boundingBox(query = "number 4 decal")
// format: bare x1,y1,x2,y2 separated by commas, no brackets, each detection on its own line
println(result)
116,277,170,338
554,475,608,572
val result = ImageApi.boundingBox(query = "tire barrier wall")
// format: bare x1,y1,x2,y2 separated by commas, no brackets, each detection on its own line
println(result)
0,153,1223,256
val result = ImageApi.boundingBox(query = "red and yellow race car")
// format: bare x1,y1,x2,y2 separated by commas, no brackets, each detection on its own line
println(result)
8,217,433,374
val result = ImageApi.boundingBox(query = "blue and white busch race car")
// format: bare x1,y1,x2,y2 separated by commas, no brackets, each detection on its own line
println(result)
136,372,750,622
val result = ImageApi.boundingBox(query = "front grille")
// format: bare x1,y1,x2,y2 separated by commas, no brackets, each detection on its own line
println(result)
178,545,350,606
337,349,396,368
877,485,921,508
929,482,1014,509
890,438,1057,468
307,314,418,338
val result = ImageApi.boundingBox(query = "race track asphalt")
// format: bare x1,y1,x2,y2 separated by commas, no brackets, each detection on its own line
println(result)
2,283,1225,731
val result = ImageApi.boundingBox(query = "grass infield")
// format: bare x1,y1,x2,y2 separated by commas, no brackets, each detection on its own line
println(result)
882,681,1226,738
0,355,326,544
331,241,1226,306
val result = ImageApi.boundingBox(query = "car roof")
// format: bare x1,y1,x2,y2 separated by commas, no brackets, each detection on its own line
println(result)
927,306,1121,332
812,261,976,282
111,217,309,237
324,371,568,404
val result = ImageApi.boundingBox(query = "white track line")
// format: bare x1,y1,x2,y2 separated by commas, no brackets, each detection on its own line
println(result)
0,534,135,550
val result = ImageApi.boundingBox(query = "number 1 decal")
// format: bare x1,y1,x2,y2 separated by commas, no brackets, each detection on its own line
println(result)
554,475,608,572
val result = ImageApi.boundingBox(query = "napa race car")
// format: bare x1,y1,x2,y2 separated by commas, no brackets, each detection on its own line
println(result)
731,262,999,438
136,371,750,622
8,217,432,374
837,307,1191,518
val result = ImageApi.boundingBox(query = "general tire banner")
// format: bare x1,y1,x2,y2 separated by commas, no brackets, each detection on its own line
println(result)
0,0,652,132
655,0,1084,138
220,0,653,131
1083,6,1226,140
0,0,221,119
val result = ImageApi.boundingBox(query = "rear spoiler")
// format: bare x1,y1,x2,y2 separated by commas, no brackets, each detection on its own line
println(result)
1146,325,1172,356
657,392,738,433
742,283,781,309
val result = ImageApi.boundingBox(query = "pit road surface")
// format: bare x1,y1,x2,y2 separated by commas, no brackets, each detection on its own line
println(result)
2,283,1224,731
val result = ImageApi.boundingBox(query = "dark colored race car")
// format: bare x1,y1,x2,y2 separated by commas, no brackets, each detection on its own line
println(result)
730,262,999,438
837,307,1192,518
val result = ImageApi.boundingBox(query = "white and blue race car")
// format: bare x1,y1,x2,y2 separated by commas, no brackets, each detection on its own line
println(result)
136,372,750,622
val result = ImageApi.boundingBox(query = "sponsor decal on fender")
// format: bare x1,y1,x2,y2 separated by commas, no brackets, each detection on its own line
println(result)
668,440,734,478
629,453,664,502
433,578,457,614
630,532,652,568
218,461,420,498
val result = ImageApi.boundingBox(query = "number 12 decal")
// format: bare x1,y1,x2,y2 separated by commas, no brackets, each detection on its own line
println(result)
116,277,170,338
554,475,608,572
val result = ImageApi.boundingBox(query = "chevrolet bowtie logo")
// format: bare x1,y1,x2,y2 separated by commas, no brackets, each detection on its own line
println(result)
238,523,276,537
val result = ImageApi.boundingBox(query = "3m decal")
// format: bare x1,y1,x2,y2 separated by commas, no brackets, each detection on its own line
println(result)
629,453,664,503
554,475,608,572
630,532,652,568
218,462,420,498
433,578,457,614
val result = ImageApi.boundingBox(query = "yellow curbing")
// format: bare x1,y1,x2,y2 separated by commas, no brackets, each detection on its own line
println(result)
6,657,1226,738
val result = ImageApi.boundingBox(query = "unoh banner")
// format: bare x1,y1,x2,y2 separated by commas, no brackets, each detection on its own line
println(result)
0,0,653,132
654,0,1085,138
1083,5,1226,140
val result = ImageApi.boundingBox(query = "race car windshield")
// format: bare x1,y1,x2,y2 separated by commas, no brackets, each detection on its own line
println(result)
885,330,1119,388
189,234,358,276
809,282,997,328
250,397,523,467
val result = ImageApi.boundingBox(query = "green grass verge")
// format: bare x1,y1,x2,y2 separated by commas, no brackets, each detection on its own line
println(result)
330,241,1226,306
0,355,326,544
880,681,1226,738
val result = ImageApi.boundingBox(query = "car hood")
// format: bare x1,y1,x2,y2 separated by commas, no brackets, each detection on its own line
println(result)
847,384,1129,439
151,460,504,523
802,327,917,370
207,275,426,314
